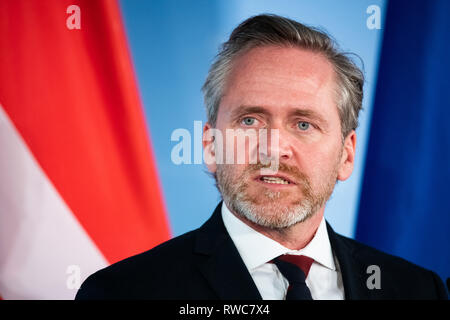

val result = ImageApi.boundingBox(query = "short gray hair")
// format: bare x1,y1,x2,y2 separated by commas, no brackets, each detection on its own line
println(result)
202,14,364,138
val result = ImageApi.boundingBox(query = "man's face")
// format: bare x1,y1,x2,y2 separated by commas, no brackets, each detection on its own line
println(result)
204,45,356,229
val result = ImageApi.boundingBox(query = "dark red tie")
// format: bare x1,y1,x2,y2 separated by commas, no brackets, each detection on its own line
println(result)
273,254,314,300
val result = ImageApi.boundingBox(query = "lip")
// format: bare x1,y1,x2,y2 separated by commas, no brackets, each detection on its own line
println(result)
253,173,297,187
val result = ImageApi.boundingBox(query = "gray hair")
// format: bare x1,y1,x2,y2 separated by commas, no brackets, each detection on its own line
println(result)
202,14,364,138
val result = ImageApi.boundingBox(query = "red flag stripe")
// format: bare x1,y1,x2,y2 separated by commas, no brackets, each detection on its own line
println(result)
0,0,171,264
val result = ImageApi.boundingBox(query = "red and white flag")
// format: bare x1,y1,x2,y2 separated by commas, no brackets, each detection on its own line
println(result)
0,0,171,299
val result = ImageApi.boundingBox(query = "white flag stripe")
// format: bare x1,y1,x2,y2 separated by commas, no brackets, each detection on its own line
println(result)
0,104,108,299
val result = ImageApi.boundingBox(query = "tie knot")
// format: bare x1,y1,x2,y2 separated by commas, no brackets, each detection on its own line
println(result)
272,254,314,300
276,254,314,278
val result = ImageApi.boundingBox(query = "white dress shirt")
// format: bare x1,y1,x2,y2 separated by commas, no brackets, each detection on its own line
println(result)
221,202,345,300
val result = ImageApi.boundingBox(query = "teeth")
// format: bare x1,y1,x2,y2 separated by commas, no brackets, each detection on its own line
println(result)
261,176,289,185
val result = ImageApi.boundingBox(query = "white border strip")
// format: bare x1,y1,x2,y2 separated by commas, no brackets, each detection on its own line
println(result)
0,104,108,299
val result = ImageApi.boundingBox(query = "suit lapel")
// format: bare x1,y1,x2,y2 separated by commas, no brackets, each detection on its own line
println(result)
194,203,262,300
193,205,372,300
326,222,371,300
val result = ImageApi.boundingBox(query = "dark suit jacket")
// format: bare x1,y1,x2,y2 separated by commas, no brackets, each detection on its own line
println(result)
76,203,448,300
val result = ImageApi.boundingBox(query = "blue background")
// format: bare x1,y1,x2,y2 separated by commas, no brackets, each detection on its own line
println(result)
356,0,450,283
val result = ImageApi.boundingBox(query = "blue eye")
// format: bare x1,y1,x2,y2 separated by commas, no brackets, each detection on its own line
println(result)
242,117,256,126
298,121,310,130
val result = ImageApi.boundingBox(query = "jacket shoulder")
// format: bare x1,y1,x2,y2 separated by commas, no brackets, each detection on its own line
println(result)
334,233,447,299
75,229,201,299
338,234,428,272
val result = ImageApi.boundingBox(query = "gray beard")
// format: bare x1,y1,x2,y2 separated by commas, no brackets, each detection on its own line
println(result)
215,162,338,230
227,192,314,229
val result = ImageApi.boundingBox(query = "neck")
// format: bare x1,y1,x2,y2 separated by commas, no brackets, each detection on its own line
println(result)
231,207,324,251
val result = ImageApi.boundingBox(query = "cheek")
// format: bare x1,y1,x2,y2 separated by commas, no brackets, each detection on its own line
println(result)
218,163,248,180
295,143,341,179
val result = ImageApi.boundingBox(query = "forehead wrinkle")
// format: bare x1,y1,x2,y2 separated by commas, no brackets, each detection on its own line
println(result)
227,46,334,91
218,46,339,130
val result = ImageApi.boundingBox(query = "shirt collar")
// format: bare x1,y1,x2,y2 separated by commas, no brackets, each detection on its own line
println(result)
221,202,336,272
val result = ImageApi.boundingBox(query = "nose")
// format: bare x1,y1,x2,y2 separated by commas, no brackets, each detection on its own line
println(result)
259,127,293,164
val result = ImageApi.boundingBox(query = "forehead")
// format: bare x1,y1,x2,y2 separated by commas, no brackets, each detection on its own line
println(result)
219,45,338,119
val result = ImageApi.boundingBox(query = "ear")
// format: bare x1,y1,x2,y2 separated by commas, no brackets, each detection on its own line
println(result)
202,122,217,174
337,130,356,181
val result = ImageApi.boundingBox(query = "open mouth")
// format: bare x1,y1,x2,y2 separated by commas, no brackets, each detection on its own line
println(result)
257,175,295,185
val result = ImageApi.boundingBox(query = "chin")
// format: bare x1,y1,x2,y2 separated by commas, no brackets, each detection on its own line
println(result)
231,197,314,229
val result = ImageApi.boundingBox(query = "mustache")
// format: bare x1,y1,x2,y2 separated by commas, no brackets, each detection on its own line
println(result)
244,162,310,185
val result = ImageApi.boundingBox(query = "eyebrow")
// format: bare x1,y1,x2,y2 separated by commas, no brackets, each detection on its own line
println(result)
229,106,271,122
286,109,327,124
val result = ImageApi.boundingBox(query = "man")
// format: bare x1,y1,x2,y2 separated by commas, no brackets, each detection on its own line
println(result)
76,14,447,300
